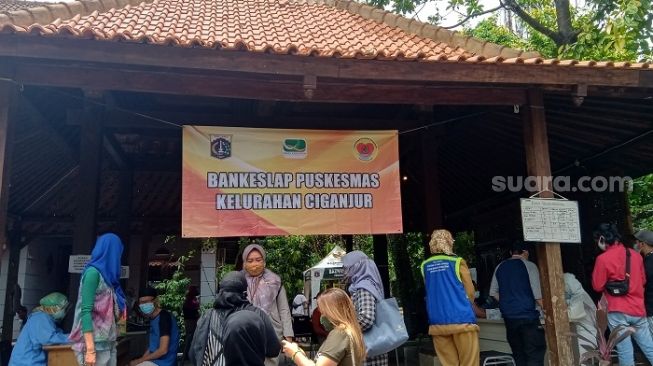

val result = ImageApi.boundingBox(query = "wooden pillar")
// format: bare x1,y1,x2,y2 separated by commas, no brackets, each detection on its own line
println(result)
117,169,133,255
139,223,152,289
372,235,390,298
522,89,573,365
0,83,17,342
68,91,104,310
1,226,21,342
420,108,443,256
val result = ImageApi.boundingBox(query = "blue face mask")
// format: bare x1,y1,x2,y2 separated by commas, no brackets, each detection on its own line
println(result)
52,309,66,322
139,302,155,315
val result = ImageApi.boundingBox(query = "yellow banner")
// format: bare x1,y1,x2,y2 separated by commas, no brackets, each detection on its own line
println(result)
182,126,402,237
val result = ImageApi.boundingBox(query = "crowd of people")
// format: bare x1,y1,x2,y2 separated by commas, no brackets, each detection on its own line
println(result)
9,223,653,366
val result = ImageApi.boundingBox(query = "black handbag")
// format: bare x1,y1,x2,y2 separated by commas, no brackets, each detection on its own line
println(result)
605,247,631,296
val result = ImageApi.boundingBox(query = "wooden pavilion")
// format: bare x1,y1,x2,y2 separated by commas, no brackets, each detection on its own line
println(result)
0,0,652,364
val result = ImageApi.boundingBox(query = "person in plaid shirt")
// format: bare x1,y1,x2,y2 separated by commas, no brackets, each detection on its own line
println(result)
343,251,388,366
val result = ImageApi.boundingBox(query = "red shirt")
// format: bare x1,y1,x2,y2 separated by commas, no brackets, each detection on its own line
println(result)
592,243,647,317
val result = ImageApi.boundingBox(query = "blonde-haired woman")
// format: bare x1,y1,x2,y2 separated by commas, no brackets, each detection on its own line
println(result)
282,288,365,366
421,229,479,366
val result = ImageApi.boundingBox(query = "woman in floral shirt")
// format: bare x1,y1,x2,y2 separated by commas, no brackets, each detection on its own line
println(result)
69,233,127,366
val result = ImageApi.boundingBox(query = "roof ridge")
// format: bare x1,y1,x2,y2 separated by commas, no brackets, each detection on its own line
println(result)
0,0,157,28
293,0,540,59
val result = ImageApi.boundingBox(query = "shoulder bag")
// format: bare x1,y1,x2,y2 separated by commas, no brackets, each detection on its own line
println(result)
363,297,409,358
605,247,630,296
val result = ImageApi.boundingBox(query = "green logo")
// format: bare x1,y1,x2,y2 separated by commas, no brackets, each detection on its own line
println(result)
283,139,307,159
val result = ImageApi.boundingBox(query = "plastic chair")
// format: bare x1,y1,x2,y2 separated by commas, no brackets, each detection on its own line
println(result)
481,351,516,366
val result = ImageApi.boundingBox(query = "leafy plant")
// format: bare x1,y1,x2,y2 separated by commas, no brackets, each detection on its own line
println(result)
577,296,636,365
629,174,653,231
154,249,195,342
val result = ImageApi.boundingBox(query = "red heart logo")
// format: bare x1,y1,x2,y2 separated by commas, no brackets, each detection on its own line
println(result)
357,143,374,155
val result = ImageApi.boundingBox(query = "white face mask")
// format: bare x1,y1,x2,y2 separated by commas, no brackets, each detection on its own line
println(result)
598,236,607,251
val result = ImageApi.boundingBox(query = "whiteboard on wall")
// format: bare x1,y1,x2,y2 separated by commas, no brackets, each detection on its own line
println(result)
520,198,581,243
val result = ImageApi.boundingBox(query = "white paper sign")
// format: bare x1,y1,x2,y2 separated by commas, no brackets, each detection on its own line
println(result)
520,198,581,243
68,255,130,278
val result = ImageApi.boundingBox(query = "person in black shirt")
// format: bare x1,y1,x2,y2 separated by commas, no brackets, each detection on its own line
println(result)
635,230,653,321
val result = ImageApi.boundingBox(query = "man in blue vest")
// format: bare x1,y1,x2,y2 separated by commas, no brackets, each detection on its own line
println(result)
490,241,546,366
421,229,479,366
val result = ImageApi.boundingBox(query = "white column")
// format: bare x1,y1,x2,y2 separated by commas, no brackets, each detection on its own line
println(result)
200,248,216,305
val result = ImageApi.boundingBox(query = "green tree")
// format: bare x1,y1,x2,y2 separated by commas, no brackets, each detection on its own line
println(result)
154,250,195,342
629,174,653,230
363,0,652,61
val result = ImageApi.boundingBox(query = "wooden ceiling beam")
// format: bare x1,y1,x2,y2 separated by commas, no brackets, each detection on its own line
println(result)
0,37,648,88
4,61,528,105
67,108,425,130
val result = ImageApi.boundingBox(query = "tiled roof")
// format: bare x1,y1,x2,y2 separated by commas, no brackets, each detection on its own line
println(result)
0,0,535,61
0,0,51,12
0,0,650,68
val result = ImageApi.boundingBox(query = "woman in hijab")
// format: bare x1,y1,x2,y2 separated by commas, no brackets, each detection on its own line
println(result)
190,271,280,366
564,273,598,360
183,286,201,361
241,244,294,365
9,292,70,366
421,229,479,366
69,233,127,366
341,250,387,366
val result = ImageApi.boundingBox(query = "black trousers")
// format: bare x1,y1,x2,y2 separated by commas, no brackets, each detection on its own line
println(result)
504,318,547,366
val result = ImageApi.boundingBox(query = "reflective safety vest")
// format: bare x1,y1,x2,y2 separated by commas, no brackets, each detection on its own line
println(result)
421,255,476,325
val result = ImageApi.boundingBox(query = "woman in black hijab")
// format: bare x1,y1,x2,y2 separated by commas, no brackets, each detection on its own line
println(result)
189,271,280,366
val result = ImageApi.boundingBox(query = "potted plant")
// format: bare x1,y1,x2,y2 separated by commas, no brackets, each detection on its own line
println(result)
574,297,636,366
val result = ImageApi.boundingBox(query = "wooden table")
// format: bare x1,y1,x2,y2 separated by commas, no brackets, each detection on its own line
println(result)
44,337,132,366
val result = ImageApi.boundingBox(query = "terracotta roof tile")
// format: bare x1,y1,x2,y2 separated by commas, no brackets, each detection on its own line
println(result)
0,0,50,13
0,0,651,69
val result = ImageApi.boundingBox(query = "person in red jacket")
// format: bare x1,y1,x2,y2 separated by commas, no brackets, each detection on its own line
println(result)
592,223,653,366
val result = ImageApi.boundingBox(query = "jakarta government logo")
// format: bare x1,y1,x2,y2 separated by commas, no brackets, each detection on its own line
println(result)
210,135,232,159
354,138,378,162
282,138,307,159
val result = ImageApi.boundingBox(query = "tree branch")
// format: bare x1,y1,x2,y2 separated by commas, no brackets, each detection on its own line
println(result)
553,0,579,44
442,5,505,29
502,0,563,45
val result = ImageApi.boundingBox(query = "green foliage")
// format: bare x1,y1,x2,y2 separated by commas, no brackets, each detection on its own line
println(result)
629,174,653,230
453,231,476,267
388,233,425,295
154,250,195,341
364,0,652,61
259,236,341,298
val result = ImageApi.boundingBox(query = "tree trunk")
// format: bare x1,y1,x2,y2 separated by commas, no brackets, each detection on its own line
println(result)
553,0,579,44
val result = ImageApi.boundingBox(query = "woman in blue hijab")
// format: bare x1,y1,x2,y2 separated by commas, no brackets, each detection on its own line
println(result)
69,233,127,366
342,250,388,366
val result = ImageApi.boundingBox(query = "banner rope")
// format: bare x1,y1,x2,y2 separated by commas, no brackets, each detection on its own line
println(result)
1,77,487,133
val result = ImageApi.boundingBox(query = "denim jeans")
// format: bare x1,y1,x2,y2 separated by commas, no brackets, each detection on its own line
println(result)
607,312,653,366
75,348,117,366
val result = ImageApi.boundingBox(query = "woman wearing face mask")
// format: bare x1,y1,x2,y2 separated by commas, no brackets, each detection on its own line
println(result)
283,288,366,366
241,244,294,366
341,251,387,366
592,223,653,366
69,233,128,366
9,292,70,366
